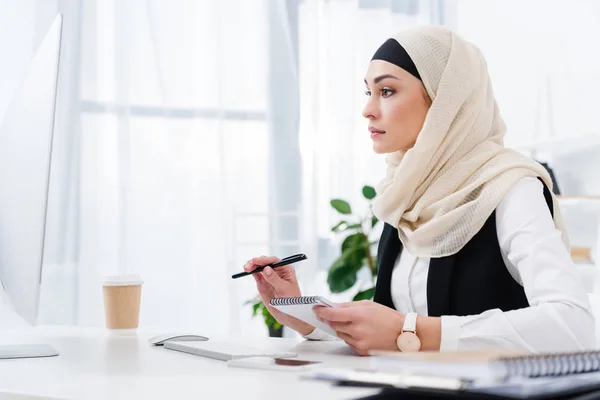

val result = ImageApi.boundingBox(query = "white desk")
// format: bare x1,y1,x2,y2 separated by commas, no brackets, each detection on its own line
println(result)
0,326,377,400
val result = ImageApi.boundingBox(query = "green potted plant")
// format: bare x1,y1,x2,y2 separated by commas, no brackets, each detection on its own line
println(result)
246,296,283,337
328,185,380,300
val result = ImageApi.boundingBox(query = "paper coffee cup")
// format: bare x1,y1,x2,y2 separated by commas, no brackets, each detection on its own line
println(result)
101,274,143,331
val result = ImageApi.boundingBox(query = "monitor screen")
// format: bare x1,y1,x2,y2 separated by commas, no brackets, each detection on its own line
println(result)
0,15,62,325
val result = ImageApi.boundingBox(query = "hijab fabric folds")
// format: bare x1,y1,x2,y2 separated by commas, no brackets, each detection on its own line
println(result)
372,26,568,257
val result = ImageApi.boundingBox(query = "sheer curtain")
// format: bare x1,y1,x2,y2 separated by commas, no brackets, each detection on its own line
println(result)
29,0,300,336
297,0,446,298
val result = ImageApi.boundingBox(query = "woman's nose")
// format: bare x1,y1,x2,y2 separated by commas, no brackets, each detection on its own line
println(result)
362,99,377,119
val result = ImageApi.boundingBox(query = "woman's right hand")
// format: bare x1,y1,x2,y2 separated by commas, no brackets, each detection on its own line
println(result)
245,255,315,336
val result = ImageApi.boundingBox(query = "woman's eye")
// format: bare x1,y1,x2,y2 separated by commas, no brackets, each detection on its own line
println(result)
364,90,371,97
381,88,395,98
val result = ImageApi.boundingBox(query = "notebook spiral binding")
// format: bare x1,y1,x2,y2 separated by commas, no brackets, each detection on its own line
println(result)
270,296,319,306
497,351,600,378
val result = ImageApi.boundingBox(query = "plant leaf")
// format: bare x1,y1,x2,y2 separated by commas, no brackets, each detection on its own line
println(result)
356,240,377,249
331,199,352,215
331,220,348,232
353,287,375,301
345,223,362,230
327,239,366,293
252,302,261,316
327,261,358,293
342,232,367,253
261,305,270,317
262,305,277,327
371,215,379,228
362,185,377,200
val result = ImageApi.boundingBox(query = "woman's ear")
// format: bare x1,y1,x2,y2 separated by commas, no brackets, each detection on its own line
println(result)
422,85,432,107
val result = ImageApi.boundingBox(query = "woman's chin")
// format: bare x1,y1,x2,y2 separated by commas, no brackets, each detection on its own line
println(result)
372,142,392,154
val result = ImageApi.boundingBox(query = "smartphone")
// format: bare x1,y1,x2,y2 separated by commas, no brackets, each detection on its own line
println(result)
227,356,322,372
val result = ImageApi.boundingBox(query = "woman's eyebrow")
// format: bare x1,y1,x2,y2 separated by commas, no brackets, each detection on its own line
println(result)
364,74,401,85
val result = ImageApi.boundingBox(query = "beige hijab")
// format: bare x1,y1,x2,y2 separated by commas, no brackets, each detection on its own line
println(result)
372,26,569,258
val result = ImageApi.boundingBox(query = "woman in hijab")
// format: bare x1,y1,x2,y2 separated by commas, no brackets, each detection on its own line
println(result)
243,26,595,354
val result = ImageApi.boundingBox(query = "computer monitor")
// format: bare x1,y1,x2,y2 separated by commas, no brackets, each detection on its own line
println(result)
0,14,62,359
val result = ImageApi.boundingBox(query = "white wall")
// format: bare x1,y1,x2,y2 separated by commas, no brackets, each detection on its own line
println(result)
454,0,600,149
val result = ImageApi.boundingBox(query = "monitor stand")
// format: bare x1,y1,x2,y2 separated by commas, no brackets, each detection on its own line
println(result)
0,344,59,359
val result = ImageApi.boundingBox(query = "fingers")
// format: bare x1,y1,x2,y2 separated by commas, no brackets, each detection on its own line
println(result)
335,332,354,344
349,344,369,356
336,334,367,356
337,334,369,356
252,273,276,299
313,305,356,322
337,300,371,308
314,307,354,334
252,273,267,291
243,255,280,272
252,266,295,300
252,272,266,287
348,343,360,354
261,266,287,286
326,320,354,334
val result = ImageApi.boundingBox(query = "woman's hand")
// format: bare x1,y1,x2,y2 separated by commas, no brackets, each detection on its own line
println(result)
314,300,404,355
314,300,441,355
245,255,315,336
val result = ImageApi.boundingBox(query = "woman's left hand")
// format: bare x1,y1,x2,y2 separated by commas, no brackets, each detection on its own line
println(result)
313,300,404,356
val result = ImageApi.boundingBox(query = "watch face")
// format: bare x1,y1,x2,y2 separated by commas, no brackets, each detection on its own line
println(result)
396,332,421,352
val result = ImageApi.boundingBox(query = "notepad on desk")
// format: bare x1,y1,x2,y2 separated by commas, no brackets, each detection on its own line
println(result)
368,349,600,383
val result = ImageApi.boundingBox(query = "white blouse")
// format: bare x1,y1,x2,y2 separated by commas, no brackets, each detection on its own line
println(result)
307,177,596,352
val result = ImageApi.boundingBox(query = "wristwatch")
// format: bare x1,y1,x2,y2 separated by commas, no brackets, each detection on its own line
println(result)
396,312,421,352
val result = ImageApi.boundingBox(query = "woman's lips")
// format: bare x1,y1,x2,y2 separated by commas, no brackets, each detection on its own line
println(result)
369,127,385,139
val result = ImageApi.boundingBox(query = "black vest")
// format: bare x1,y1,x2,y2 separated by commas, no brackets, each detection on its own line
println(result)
373,180,554,317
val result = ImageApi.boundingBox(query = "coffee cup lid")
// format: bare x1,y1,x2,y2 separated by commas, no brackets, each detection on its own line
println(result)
101,273,144,286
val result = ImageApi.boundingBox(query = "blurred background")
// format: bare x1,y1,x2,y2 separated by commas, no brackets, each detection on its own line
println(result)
1,0,599,337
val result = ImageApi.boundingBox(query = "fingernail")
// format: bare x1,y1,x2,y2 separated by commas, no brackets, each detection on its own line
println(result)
244,263,250,271
264,267,272,276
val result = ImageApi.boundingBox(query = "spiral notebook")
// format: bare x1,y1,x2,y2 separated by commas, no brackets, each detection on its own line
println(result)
369,349,600,382
311,351,600,399
269,296,338,337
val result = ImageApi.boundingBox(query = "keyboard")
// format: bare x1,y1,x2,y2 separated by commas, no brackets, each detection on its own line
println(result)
163,340,297,361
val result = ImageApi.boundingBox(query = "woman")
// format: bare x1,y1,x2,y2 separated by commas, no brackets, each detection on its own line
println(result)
244,26,595,355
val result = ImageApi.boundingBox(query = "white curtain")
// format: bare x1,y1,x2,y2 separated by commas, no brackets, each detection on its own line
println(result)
26,0,301,336
297,0,445,298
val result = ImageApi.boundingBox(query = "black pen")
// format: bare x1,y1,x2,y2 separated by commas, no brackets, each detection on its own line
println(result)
231,253,307,279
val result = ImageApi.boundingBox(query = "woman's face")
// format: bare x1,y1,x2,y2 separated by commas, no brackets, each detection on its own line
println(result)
362,60,431,154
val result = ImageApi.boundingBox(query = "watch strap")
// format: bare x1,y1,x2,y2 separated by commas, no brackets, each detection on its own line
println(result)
403,312,418,333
